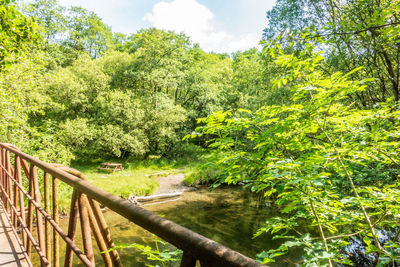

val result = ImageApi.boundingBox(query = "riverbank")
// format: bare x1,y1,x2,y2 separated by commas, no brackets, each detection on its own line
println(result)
54,157,211,212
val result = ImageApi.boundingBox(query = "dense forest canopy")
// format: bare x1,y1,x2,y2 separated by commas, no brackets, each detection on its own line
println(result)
1,0,400,265
1,0,241,161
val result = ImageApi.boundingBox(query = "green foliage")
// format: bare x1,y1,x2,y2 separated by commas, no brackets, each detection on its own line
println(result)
106,237,182,267
5,1,400,265
25,0,112,58
23,0,66,43
115,28,192,95
197,48,400,265
2,0,247,160
230,48,291,110
183,153,223,186
0,0,41,68
263,0,400,105
231,49,265,108
0,51,72,163
321,0,400,104
262,0,322,50
43,52,185,158
36,27,238,159
113,28,233,125
64,6,112,58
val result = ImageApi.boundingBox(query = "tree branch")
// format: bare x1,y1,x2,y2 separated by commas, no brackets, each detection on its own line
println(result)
310,22,400,38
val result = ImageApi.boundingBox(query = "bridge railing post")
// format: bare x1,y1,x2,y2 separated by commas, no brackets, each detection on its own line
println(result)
52,174,59,267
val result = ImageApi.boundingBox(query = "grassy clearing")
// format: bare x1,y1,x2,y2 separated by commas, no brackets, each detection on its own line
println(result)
86,169,159,197
70,161,168,198
54,154,212,213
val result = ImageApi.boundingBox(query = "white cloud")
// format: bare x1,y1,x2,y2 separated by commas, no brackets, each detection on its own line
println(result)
143,0,260,53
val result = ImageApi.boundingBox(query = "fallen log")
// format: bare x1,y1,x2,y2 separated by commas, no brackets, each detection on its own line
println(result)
144,172,168,177
141,197,183,206
131,192,183,203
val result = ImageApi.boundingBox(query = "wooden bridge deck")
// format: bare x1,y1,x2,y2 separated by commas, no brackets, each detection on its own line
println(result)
0,205,29,267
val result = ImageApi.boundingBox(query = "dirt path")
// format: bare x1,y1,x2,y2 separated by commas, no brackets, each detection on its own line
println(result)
155,173,193,194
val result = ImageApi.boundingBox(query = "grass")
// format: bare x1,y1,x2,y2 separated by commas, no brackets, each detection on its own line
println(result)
183,153,223,186
70,161,168,198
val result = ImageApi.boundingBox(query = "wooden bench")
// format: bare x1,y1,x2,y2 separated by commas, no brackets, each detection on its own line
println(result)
97,163,124,172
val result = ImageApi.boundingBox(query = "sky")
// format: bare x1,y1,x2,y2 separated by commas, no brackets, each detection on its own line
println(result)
57,0,276,53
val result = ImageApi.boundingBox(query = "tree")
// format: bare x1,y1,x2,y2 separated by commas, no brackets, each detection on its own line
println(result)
263,0,400,105
0,51,72,163
194,49,400,265
111,28,233,130
231,49,267,110
263,0,322,41
0,0,41,68
115,28,192,97
23,0,66,43
321,0,400,104
182,46,233,125
45,52,186,158
64,6,112,58
0,1,70,162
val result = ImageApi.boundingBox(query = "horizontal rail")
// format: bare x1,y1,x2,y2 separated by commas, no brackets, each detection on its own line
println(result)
0,143,263,266
0,164,91,265
0,181,50,266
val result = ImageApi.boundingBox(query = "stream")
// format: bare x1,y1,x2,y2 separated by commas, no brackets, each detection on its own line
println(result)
32,186,303,266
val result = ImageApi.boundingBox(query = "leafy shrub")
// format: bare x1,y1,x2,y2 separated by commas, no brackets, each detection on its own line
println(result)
195,48,400,265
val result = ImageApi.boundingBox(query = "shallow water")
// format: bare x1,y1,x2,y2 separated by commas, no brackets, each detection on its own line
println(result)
32,186,302,266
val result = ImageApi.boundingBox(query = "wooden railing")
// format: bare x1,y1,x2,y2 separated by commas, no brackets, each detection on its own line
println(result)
0,143,262,267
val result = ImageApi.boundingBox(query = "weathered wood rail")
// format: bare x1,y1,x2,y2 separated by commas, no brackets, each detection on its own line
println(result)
0,143,263,267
